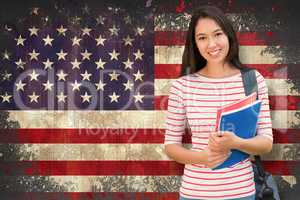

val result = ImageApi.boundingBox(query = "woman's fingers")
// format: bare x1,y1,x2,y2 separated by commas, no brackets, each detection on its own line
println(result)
207,151,231,169
208,143,228,153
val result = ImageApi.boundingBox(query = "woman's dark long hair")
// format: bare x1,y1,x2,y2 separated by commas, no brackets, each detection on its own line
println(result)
181,6,246,75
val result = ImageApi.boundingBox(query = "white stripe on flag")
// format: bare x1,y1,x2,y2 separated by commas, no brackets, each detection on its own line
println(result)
7,110,165,129
5,143,300,161
7,110,299,129
155,46,281,64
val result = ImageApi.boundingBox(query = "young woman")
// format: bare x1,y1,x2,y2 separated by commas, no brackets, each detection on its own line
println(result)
164,6,273,200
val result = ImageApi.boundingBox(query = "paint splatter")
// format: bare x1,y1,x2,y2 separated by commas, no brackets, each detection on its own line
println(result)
176,0,186,13
146,0,152,7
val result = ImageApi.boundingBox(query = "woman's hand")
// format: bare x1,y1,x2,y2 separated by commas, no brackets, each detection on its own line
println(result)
208,131,241,153
202,147,231,169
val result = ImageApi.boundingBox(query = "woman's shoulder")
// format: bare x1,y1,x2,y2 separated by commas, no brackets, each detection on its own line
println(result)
172,73,199,84
169,74,199,92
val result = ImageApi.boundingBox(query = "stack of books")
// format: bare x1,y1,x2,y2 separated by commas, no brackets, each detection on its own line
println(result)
213,92,261,170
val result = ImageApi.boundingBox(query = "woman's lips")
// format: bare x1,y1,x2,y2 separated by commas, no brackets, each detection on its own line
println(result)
208,49,221,56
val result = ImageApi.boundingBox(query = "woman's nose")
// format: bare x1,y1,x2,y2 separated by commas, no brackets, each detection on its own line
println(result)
207,37,217,48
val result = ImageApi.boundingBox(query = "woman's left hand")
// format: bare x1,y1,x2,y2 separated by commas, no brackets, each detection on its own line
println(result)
208,131,242,152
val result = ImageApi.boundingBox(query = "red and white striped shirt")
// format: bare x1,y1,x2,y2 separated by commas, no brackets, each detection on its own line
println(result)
164,70,273,199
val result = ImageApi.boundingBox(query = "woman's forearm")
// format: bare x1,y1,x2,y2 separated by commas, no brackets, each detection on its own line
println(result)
164,144,207,165
234,135,273,155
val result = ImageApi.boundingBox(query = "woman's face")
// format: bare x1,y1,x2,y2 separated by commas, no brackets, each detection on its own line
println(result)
194,17,230,65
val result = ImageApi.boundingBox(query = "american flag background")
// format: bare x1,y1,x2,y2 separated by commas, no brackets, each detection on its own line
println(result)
0,0,300,199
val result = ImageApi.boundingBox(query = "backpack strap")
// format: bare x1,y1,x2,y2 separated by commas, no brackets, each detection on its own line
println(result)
241,68,258,96
240,68,266,178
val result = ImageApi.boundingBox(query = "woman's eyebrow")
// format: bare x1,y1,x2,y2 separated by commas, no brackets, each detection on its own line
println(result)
195,28,223,37
213,28,223,33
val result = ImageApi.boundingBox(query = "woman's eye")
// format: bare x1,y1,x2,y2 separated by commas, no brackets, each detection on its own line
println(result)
198,37,206,40
215,32,223,37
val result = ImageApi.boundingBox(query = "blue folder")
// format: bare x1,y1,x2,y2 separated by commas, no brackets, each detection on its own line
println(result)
213,101,262,170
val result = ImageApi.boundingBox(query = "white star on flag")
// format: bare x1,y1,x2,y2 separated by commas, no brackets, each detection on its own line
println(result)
57,25,67,36
95,58,106,70
15,80,26,91
71,36,82,46
96,15,105,25
123,35,134,46
15,35,26,46
28,49,39,61
2,71,12,81
56,49,68,60
28,92,39,103
71,80,81,91
95,80,106,91
42,35,54,46
57,92,67,103
80,70,92,81
136,27,145,36
1,92,12,103
109,25,119,36
133,49,144,60
42,80,54,91
124,15,132,24
82,27,92,36
80,92,92,103
2,50,11,60
28,26,39,36
56,70,68,81
81,49,92,60
122,58,134,69
109,92,120,103
133,92,144,103
133,70,144,82
95,35,106,46
28,69,40,81
71,59,81,70
15,58,26,69
109,49,119,60
123,80,134,91
43,59,54,70
109,70,120,81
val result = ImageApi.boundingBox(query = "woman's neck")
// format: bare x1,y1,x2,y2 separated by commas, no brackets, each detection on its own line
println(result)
199,62,239,78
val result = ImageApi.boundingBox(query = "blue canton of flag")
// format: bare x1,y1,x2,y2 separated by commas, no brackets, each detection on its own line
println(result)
0,6,154,110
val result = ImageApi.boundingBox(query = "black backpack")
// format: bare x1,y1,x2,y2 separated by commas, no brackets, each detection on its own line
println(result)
241,68,280,200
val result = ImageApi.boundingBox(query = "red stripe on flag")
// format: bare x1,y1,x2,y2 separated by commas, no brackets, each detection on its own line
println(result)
0,128,166,143
0,192,179,200
272,129,300,143
0,161,184,176
269,95,300,110
236,32,280,45
155,31,282,46
155,95,300,111
155,31,186,46
0,128,298,143
155,64,182,79
154,95,169,110
247,64,288,79
262,161,300,176
0,161,298,176
155,64,290,79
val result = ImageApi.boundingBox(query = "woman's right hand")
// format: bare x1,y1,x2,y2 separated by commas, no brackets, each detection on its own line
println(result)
202,148,231,169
